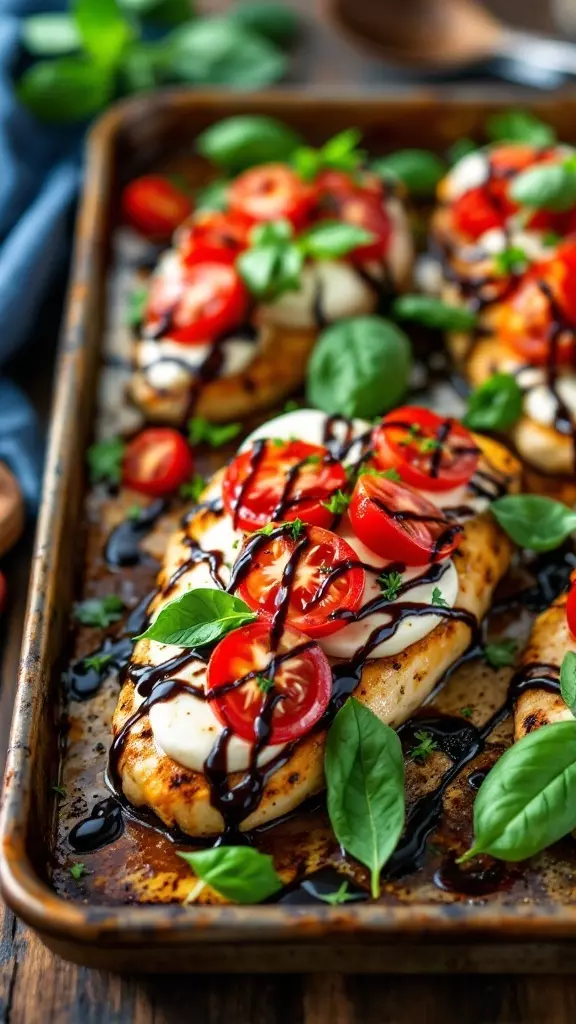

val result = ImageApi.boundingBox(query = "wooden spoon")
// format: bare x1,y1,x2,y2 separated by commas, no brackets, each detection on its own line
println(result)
0,463,24,559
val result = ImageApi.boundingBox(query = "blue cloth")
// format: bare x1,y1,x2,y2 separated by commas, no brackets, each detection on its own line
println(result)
0,2,82,516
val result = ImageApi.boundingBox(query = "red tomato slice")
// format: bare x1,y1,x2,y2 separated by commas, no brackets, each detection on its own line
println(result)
228,164,316,227
315,169,382,202
236,525,365,639
567,574,576,641
178,210,251,266
373,407,479,492
122,428,194,496
349,474,461,566
145,260,248,344
222,439,347,533
121,175,192,240
208,619,332,745
317,184,391,262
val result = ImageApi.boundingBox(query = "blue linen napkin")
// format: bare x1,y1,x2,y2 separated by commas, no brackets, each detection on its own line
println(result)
0,1,82,515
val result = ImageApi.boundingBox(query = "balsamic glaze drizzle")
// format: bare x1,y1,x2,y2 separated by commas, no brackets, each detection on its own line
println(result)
104,499,166,570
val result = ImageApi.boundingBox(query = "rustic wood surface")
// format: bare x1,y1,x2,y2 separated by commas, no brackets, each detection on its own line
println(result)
3,0,576,1020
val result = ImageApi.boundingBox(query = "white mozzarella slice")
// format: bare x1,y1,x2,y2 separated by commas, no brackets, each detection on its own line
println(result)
259,261,377,330
241,408,371,464
443,152,489,201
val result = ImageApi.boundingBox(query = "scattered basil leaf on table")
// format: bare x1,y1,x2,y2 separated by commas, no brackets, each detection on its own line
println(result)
227,0,301,46
75,0,133,68
484,639,517,669
187,417,241,448
392,294,477,331
86,436,126,485
196,115,302,173
83,652,113,673
510,162,576,213
21,14,80,56
178,846,283,904
371,150,446,197
18,58,114,124
299,221,374,259
459,720,576,862
560,651,576,716
136,590,256,647
486,110,556,147
292,129,364,181
306,316,412,420
448,138,477,164
74,594,125,629
325,698,405,898
463,373,523,431
165,19,286,89
490,495,576,552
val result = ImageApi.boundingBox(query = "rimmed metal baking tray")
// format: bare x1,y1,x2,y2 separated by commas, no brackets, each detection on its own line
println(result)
4,90,576,973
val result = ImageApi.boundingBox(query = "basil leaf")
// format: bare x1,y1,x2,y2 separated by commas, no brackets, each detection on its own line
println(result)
21,14,80,56
197,115,302,172
237,242,303,301
325,698,405,898
18,58,113,123
484,639,517,668
486,110,556,147
252,219,293,245
448,138,477,165
195,179,229,212
493,246,528,276
119,39,168,93
187,417,241,447
491,495,576,552
510,164,576,213
120,0,192,24
136,589,257,647
227,0,300,46
86,436,126,485
307,316,412,420
74,594,124,629
127,286,148,328
291,129,364,181
75,0,133,69
300,220,373,259
560,651,576,716
372,150,445,197
460,720,576,862
178,847,283,903
164,19,286,89
392,294,477,331
463,373,523,431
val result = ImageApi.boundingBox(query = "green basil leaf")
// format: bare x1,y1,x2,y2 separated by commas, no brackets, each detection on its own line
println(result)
74,594,124,629
463,373,523,431
195,179,229,212
460,720,576,862
197,115,302,172
291,129,364,181
178,846,283,903
136,589,257,647
227,0,300,46
120,0,193,24
392,294,477,331
21,14,80,56
493,245,529,276
17,58,114,123
74,0,133,68
163,19,286,89
491,495,576,552
560,651,576,716
307,316,412,419
448,138,477,165
86,436,126,485
486,110,556,147
510,163,576,213
372,150,445,196
325,698,405,897
126,286,148,328
187,417,241,447
251,219,293,245
484,638,517,669
300,220,373,259
237,242,303,301
119,39,169,93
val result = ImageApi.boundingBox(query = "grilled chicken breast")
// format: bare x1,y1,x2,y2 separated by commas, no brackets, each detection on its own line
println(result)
513,589,576,741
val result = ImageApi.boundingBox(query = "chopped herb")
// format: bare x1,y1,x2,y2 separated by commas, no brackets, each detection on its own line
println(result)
254,522,276,537
256,674,275,694
358,466,401,482
83,652,113,673
431,587,448,608
377,570,404,600
460,707,473,719
74,594,124,629
493,245,528,276
126,504,141,521
179,474,206,503
302,454,321,466
52,785,67,797
271,437,286,448
322,490,351,515
418,437,441,454
409,730,439,762
313,880,363,905
232,539,241,548
127,286,147,328
285,518,305,540
69,862,87,880
187,416,241,448
484,639,517,669
318,562,331,575
86,436,126,486
399,424,419,447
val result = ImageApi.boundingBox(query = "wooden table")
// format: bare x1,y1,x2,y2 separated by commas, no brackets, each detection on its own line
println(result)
3,1,576,1020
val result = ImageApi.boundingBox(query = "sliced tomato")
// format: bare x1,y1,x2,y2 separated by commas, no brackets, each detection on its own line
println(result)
122,428,193,496
222,439,347,533
349,474,461,566
236,525,365,639
228,164,316,227
178,210,251,266
316,184,391,262
567,573,576,641
315,169,382,202
208,620,332,745
373,407,479,492
121,175,192,240
145,260,248,344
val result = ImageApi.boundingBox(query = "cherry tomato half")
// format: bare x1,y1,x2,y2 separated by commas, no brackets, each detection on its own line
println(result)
145,260,248,344
178,210,251,266
208,619,332,745
229,164,316,227
349,474,461,566
236,524,365,639
121,175,192,240
122,428,194,496
222,439,347,533
566,573,576,641
373,407,479,493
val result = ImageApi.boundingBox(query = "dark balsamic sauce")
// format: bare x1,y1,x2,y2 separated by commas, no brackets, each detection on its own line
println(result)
104,498,166,569
274,868,368,905
434,855,512,897
68,797,124,852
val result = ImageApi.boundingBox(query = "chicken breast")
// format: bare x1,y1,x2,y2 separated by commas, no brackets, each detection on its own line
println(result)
112,435,521,837
513,589,575,741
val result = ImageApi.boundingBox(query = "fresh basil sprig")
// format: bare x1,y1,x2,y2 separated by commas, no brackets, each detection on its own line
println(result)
459,720,576,863
392,294,477,331
561,651,576,716
196,115,303,173
463,373,523,431
227,1,301,47
86,436,126,486
325,698,405,898
371,149,446,197
74,594,124,629
187,416,241,448
298,221,374,259
194,179,229,213
136,590,256,648
486,109,556,147
491,495,576,552
510,159,576,213
179,846,283,904
306,316,412,420
291,128,364,181
165,19,287,89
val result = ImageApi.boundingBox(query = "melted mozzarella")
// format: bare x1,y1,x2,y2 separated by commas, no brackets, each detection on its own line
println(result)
259,261,377,330
443,152,489,201
241,408,371,465
522,374,576,428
